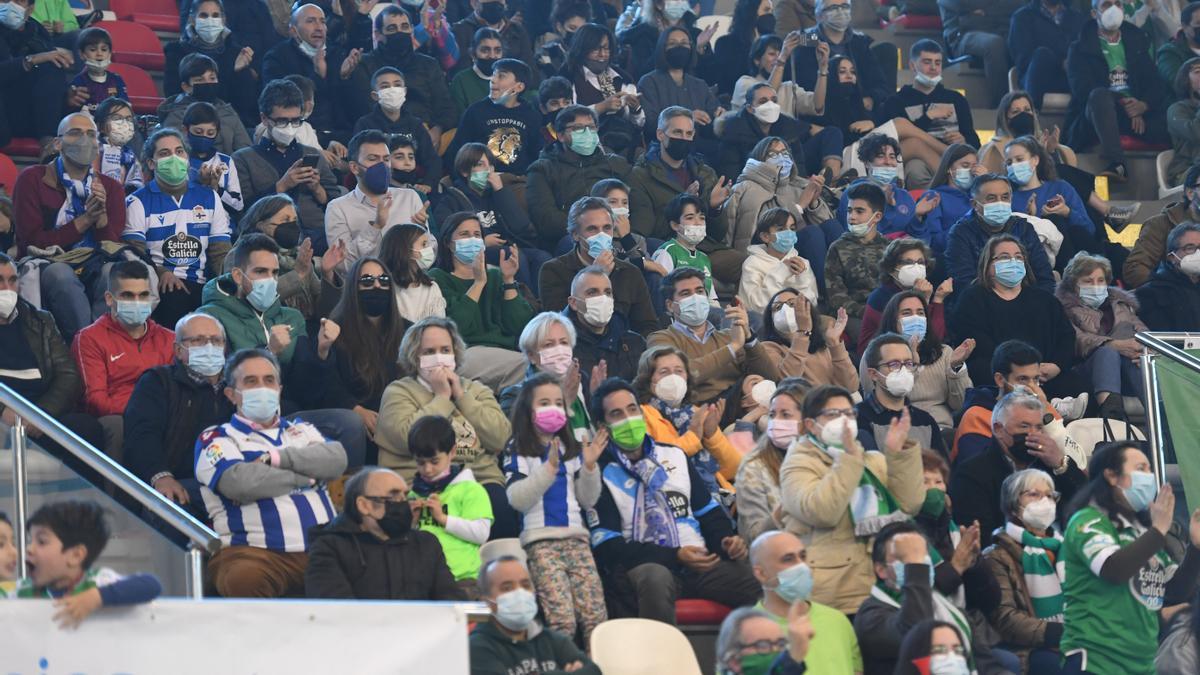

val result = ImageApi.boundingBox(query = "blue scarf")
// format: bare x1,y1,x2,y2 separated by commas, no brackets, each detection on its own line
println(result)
55,157,96,249
609,439,680,547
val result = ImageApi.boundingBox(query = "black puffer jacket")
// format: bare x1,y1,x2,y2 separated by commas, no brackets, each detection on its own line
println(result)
305,513,466,600
525,142,633,250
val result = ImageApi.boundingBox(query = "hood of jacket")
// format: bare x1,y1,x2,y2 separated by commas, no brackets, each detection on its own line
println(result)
1054,282,1139,312
200,273,280,319
747,243,786,262
959,385,1000,417
737,158,782,191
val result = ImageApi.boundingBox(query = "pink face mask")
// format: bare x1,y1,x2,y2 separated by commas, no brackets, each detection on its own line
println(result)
419,352,455,381
534,405,568,434
538,344,573,377
766,418,799,450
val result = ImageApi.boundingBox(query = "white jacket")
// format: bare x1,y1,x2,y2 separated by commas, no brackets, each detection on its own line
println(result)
737,244,819,315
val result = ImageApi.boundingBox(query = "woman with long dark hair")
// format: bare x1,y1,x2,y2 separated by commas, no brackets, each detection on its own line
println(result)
713,0,778,95
919,143,985,257
893,619,971,675
637,26,723,147
759,287,858,389
563,23,645,157
1004,135,1099,268
1060,442,1200,675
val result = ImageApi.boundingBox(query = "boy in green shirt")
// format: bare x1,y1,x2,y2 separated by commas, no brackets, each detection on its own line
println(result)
652,193,719,304
407,416,493,595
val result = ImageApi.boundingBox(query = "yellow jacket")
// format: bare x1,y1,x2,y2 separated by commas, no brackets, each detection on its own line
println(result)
641,404,741,491
778,435,925,614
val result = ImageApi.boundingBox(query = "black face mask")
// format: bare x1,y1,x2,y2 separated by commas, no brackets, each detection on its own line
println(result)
478,1,506,24
382,32,414,59
273,220,301,249
755,13,777,35
664,137,693,161
392,167,421,184
190,82,220,103
375,500,412,538
665,45,691,69
562,29,576,45
542,109,558,125
585,57,608,74
1006,432,1036,465
359,287,392,317
1008,111,1036,137
476,57,498,75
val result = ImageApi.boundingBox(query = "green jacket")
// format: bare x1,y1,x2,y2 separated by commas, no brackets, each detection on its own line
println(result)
30,0,78,31
526,142,633,249
629,143,730,252
198,274,306,365
13,299,80,417
1157,34,1194,100
469,621,601,675
408,467,492,580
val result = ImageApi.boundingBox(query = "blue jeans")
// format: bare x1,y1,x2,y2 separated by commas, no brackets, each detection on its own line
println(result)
796,218,843,293
1030,647,1065,674
1077,345,1144,399
1022,46,1069,110
803,126,845,175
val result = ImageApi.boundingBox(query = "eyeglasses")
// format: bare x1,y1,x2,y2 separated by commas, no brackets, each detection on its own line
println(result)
1176,244,1200,256
62,128,99,140
358,273,392,289
180,336,226,347
766,151,791,160
877,360,916,373
930,645,967,657
566,124,599,133
363,495,406,504
815,408,857,421
1020,490,1061,502
269,116,308,128
991,253,1026,263
737,638,789,655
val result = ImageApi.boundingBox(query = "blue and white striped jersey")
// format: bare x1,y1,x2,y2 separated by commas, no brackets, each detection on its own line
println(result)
194,415,336,552
122,179,231,283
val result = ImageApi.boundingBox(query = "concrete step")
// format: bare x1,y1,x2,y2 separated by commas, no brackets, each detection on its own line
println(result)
1076,151,1162,201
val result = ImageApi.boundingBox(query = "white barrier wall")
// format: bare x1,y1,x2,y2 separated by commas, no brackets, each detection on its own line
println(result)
0,598,470,674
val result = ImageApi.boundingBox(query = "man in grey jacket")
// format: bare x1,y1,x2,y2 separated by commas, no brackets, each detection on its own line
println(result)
937,0,1024,106
195,348,348,598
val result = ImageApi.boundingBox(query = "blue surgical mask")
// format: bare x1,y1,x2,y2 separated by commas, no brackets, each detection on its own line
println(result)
891,556,935,589
980,201,1012,227
1078,284,1108,309
188,134,216,157
994,259,1026,288
1006,160,1034,186
586,232,613,258
869,165,898,184
772,562,813,603
187,343,225,377
900,314,927,341
453,237,486,265
675,293,710,327
1123,471,1159,512
239,387,280,423
246,277,279,312
771,229,798,254
493,588,539,631
568,127,600,156
114,300,152,326
766,154,794,176
952,167,973,190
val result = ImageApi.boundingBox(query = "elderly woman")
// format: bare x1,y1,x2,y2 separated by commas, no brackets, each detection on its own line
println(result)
983,468,1067,674
736,380,808,542
715,606,812,675
499,311,597,442
778,384,924,614
376,316,516,538
634,345,742,506
1056,252,1147,418
1060,442,1200,675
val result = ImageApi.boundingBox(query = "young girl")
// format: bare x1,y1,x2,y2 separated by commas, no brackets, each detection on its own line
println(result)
504,372,608,645
738,208,819,316
93,97,144,193
379,224,446,325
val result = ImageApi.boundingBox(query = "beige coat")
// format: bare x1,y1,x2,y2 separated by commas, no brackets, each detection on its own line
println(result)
779,436,925,614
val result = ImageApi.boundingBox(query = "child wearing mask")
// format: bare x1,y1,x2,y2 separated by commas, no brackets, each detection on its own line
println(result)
537,76,575,145
502,372,609,646
69,28,127,115
448,58,544,176
0,512,15,595
407,415,493,597
3,500,162,629
652,193,719,305
589,178,659,275
379,223,445,324
738,208,819,316
182,101,243,214
353,67,442,193
94,97,144,193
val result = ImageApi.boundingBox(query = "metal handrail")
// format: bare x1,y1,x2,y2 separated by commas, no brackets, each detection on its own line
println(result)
1,383,220,554
1135,332,1200,483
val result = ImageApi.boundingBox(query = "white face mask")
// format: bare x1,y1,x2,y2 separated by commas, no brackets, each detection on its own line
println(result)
654,373,688,406
882,368,915,397
818,414,857,448
0,290,16,318
773,305,798,336
271,124,299,146
1099,4,1124,31
753,100,782,124
681,224,706,245
1178,250,1200,275
579,294,614,326
107,118,135,146
929,653,970,675
1021,497,1057,532
378,86,407,112
895,263,926,288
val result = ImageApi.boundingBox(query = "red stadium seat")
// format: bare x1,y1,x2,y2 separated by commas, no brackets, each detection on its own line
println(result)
1119,136,1169,153
886,13,942,30
108,63,163,115
675,599,732,625
1,138,42,159
95,21,166,72
109,0,180,33
0,153,17,193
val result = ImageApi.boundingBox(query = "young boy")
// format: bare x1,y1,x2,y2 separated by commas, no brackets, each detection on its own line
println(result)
0,512,16,595
182,102,243,213
449,58,544,175
652,193,718,304
353,67,441,193
8,500,161,629
157,53,252,156
389,135,432,197
536,76,574,146
407,416,493,596
826,181,889,328
69,28,127,115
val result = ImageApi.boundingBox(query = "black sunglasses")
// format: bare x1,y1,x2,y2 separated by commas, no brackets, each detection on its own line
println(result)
358,273,392,288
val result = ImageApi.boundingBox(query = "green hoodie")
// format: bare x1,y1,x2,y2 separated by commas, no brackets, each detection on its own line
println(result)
198,274,306,366
468,621,601,675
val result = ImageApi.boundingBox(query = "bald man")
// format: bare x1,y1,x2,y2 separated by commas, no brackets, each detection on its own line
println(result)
306,466,465,600
751,530,864,675
12,112,126,339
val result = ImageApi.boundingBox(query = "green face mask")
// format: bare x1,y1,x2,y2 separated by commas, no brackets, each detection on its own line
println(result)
610,415,647,450
469,169,489,190
920,488,947,518
155,154,190,186
736,651,782,675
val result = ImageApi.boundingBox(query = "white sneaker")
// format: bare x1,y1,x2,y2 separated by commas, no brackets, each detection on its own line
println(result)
1051,393,1089,421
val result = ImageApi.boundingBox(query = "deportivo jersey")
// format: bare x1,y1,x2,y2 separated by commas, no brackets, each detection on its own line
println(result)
1060,505,1177,675
188,153,243,213
504,443,588,535
122,179,231,284
194,415,336,552
590,442,709,551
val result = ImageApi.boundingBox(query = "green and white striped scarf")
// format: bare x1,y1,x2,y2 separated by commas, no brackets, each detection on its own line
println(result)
1005,522,1065,621
848,462,908,537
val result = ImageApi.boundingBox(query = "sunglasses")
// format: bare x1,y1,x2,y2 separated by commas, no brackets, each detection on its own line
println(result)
358,273,392,288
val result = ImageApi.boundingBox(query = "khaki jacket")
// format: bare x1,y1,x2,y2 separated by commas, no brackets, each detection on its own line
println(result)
779,436,925,614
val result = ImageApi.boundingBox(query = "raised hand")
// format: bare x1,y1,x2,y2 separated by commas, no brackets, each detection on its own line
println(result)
915,190,940,217
412,201,429,226
499,245,520,283
295,237,315,278
950,520,981,572
933,277,953,303
562,359,581,397
582,427,609,470
340,48,363,79
321,239,347,282
825,307,848,343
1150,483,1175,535
235,46,254,72
590,360,608,393
793,295,814,333
949,338,975,370
786,599,815,664
375,192,393,228
472,250,488,285
316,318,341,359
268,324,293,355
709,176,731,208
883,407,912,453
704,401,725,438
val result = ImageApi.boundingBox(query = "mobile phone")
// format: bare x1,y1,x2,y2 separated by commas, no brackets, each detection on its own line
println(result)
730,297,741,307
797,33,820,47
300,155,319,169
